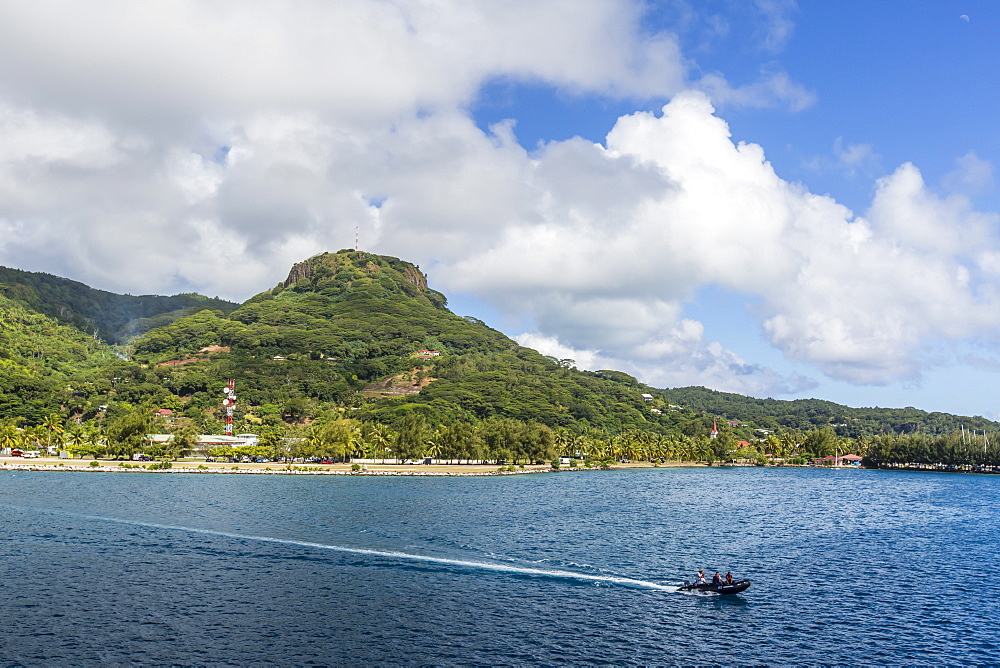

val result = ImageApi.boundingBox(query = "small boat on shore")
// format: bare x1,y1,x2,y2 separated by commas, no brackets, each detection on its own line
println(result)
679,579,751,595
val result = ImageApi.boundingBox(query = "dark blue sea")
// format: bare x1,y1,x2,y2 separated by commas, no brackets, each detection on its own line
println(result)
1,466,998,665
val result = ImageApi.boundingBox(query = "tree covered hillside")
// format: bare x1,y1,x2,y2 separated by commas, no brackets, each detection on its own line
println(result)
128,251,678,434
659,386,996,437
0,266,239,344
0,293,118,423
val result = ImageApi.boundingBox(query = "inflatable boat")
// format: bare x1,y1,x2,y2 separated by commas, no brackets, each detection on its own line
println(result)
678,579,751,595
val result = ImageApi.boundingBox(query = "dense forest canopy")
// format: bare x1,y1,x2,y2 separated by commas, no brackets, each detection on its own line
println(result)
0,266,238,344
658,386,997,437
1,250,997,469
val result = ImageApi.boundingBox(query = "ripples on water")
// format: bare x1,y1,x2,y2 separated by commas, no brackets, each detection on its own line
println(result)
1,467,998,664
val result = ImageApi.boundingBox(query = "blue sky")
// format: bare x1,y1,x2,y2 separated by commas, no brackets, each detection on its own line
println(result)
460,1,1000,417
472,2,999,214
1,1,999,418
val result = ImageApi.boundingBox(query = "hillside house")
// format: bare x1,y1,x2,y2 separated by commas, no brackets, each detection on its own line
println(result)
154,408,177,426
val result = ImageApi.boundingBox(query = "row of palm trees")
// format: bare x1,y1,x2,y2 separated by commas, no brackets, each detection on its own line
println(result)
551,428,863,465
18,408,1000,470
0,414,192,460
0,412,849,466
225,416,559,465
0,414,73,454
215,421,864,466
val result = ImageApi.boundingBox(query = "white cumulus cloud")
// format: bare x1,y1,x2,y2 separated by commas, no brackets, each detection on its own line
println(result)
1,1,998,398
440,92,1000,387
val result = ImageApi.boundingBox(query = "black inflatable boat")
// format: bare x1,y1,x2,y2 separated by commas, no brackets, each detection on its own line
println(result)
678,579,751,595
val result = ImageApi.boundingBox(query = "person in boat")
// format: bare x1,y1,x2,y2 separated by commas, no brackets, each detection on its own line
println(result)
712,572,723,585
695,569,707,585
725,572,734,585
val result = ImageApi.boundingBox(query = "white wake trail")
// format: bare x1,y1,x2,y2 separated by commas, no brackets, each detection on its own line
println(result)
75,512,677,591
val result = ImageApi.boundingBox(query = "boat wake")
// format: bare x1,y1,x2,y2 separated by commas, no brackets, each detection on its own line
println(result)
49,509,679,592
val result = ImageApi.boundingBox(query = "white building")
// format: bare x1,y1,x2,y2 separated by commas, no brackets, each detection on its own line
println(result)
145,433,257,455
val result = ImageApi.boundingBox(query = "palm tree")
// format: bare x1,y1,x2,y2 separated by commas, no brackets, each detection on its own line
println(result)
361,423,392,463
855,435,872,459
423,428,441,462
63,422,87,453
777,433,799,461
554,428,573,458
348,426,366,461
673,435,694,462
78,423,106,460
23,425,46,452
691,436,712,463
41,413,65,454
0,418,25,453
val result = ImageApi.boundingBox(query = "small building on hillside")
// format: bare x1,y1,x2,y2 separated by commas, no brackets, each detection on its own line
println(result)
154,409,178,425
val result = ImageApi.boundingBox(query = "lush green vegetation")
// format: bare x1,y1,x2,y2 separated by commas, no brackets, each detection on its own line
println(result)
0,292,119,424
863,431,1000,470
0,265,238,344
1,250,999,471
658,386,997,437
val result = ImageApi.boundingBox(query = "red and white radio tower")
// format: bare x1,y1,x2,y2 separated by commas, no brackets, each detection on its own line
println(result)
222,378,236,436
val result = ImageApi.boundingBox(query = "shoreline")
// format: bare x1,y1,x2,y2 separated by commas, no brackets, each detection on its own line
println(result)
0,456,703,477
20,458,974,478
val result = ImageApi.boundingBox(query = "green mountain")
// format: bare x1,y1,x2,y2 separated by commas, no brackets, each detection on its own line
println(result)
0,266,239,344
1,250,997,468
127,251,668,433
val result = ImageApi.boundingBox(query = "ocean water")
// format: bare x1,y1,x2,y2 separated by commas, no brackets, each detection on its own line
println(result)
1,466,998,665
